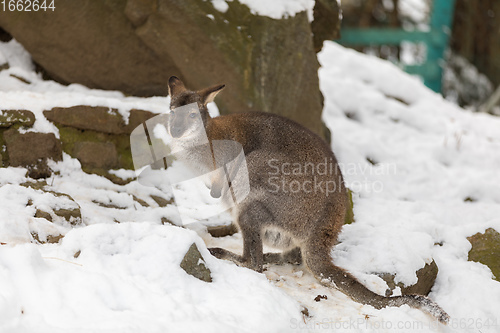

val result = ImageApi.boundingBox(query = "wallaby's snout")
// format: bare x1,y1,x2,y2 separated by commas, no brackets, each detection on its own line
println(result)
168,106,203,138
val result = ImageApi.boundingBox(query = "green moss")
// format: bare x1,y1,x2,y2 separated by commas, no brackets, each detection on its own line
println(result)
0,128,7,167
0,110,35,128
344,189,355,224
468,228,500,281
57,125,135,170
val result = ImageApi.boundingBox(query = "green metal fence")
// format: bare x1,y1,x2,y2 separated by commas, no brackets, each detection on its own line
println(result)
337,0,456,93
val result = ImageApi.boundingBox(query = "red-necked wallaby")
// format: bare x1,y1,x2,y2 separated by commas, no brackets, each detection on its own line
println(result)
167,76,449,324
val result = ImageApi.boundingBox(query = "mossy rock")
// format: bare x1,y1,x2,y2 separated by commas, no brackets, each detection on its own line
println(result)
0,128,8,167
344,189,355,225
57,125,134,171
74,141,119,169
378,260,439,297
180,243,212,283
0,110,35,128
468,228,500,281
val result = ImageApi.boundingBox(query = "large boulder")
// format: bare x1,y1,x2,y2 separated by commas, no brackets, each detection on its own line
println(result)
0,0,340,138
0,1,173,96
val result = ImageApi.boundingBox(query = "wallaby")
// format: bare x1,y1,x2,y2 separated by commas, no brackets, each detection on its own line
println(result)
166,76,450,324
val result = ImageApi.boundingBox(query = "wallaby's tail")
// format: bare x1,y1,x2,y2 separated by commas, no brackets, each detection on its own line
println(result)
304,245,450,324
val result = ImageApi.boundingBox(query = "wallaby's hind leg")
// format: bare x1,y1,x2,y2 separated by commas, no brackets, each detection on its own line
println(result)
238,202,265,272
209,201,270,272
263,247,302,265
208,233,263,271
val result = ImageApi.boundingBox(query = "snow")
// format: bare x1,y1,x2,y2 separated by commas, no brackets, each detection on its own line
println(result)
399,0,430,28
211,0,315,21
211,0,229,13
1,37,500,332
0,223,299,333
318,41,500,331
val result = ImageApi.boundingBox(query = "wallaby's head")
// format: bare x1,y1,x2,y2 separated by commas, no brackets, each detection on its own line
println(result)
167,76,225,138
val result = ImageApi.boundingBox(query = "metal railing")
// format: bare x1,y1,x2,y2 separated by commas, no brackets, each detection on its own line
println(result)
337,0,456,93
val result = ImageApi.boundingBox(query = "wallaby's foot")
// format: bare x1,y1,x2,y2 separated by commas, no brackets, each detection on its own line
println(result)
263,247,302,265
209,247,263,272
209,247,241,261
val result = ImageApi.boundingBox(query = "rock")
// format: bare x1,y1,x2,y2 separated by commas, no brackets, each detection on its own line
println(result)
56,125,135,173
150,195,174,207
379,260,439,296
26,159,53,179
125,0,157,27
35,209,53,222
54,208,82,224
0,110,35,127
44,106,156,135
132,195,149,207
311,0,341,52
74,141,119,169
0,0,174,96
23,180,82,225
0,0,340,139
161,217,175,225
180,243,212,282
31,232,64,244
92,200,127,210
20,180,48,191
3,129,62,170
207,224,238,238
137,0,325,136
468,228,500,281
344,189,355,225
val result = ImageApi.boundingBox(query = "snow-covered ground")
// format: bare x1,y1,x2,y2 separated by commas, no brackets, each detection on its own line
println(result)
1,36,500,332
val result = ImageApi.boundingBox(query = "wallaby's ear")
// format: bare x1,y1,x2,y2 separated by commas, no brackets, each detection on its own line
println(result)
198,84,225,106
168,76,187,97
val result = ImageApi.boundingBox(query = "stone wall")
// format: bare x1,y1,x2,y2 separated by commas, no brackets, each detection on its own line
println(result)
0,106,156,183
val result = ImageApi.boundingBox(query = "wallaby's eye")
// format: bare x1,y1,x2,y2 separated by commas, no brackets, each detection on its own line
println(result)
189,113,196,118
170,110,175,115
